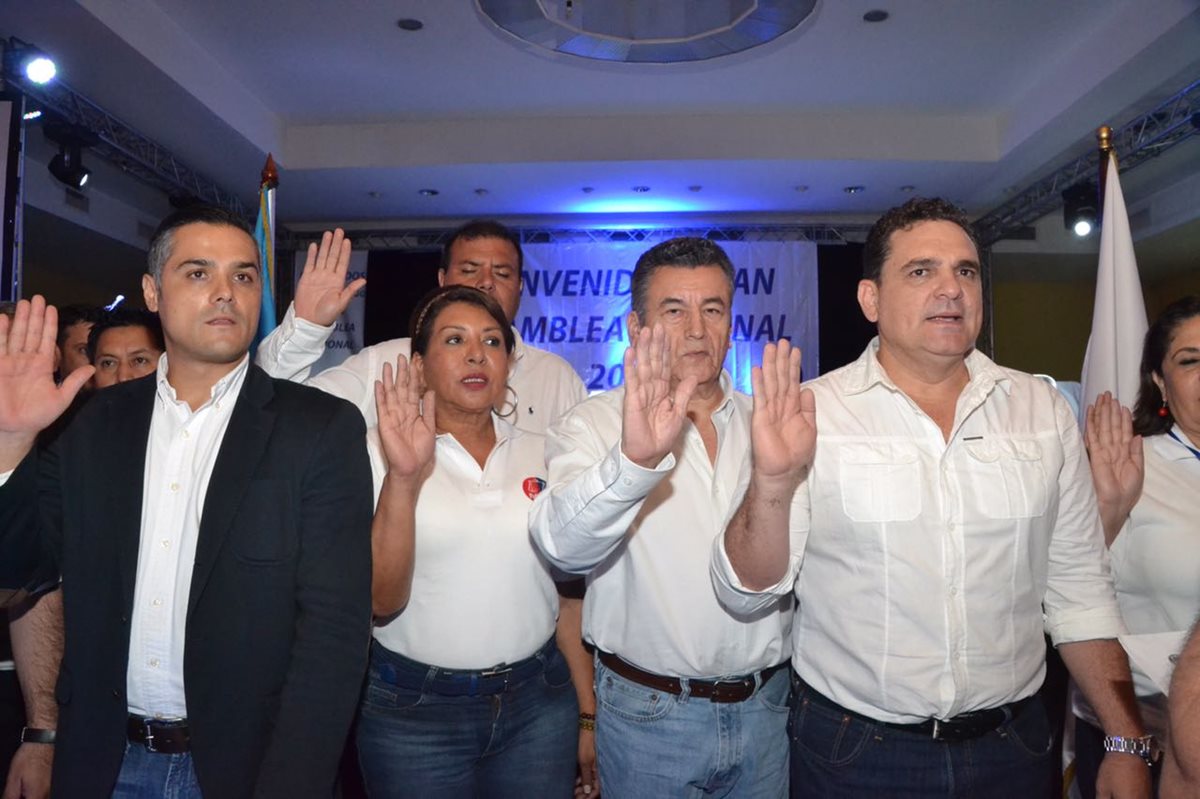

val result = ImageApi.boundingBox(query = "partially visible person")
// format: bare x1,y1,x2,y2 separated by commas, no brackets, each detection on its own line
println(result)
255,219,587,434
1074,295,1200,796
86,308,165,389
54,304,104,382
1162,619,1200,798
359,286,582,798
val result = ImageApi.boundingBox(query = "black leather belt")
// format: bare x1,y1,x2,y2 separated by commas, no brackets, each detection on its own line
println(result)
598,651,787,704
373,637,557,697
127,715,190,754
799,678,1035,742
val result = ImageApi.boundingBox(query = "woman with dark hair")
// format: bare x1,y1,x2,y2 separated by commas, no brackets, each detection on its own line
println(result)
356,285,584,798
1072,295,1200,797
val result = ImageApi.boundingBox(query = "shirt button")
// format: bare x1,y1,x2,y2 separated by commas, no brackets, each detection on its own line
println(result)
182,430,190,439
622,477,633,486
149,658,159,668
949,586,958,597
161,539,171,549
170,482,180,492
152,598,162,607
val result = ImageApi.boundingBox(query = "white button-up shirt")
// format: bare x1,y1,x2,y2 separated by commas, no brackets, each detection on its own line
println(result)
368,417,559,669
126,354,249,718
530,373,791,679
713,340,1124,724
255,305,587,435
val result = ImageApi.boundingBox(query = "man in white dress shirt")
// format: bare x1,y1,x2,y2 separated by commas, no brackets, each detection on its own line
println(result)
530,237,793,798
255,219,586,434
715,197,1153,798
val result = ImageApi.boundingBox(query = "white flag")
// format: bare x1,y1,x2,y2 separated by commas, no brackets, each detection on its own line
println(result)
1079,152,1148,414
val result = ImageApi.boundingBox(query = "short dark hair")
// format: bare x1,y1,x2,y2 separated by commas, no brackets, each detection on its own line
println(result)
630,237,735,322
86,308,165,363
147,205,256,284
409,285,515,357
56,304,105,348
440,220,523,273
1132,295,1200,436
863,197,979,282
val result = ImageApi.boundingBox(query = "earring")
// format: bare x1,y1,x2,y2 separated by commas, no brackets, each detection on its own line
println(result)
497,384,518,419
1158,400,1169,418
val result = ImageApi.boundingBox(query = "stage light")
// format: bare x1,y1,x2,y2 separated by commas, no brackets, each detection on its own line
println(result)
22,109,42,121
48,144,91,189
23,55,56,84
1062,182,1097,238
3,40,58,86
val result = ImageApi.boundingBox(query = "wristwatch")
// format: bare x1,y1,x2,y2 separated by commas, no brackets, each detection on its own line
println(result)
19,727,55,745
1103,734,1161,766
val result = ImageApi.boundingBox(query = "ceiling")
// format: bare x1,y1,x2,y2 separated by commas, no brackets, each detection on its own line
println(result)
3,0,1199,233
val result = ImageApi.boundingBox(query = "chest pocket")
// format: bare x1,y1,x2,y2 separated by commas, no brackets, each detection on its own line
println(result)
837,442,922,523
962,438,1049,519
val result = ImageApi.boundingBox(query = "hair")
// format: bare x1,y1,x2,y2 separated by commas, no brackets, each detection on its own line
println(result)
56,304,106,348
862,197,979,282
1132,295,1200,436
85,308,165,363
409,285,515,357
147,205,256,284
629,237,736,322
439,220,523,273
0,302,15,319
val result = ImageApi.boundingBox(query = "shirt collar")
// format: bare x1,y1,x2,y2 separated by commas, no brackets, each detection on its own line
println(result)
1159,424,1200,462
155,352,250,410
840,337,1012,398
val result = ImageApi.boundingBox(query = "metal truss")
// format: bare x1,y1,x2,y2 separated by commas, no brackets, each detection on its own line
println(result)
280,223,873,251
8,74,246,215
973,76,1200,246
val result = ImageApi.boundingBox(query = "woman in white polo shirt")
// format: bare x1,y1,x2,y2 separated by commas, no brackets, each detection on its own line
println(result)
1073,295,1200,797
357,285,581,798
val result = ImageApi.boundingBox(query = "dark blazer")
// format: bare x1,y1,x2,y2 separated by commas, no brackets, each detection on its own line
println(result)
0,365,373,798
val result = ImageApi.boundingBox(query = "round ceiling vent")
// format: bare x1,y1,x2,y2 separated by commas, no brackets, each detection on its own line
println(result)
476,0,819,63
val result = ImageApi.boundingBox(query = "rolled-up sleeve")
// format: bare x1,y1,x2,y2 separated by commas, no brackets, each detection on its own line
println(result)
1042,392,1126,645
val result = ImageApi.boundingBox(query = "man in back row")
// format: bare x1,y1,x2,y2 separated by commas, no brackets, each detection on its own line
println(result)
255,219,586,433
715,197,1153,798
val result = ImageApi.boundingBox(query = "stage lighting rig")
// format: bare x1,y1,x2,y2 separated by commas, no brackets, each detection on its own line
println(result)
2,38,57,86
44,120,98,190
1062,182,1097,238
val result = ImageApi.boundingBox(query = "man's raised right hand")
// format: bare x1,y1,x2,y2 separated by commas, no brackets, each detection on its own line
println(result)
293,228,366,326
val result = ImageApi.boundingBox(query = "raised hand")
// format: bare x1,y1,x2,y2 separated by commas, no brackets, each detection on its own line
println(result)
620,324,698,469
749,339,816,485
374,355,436,481
293,229,365,326
0,297,94,456
1085,392,1143,543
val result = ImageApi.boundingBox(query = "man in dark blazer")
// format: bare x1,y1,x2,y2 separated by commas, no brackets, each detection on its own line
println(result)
0,206,373,797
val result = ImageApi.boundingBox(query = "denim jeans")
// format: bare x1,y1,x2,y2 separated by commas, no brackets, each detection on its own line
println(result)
356,640,578,798
789,680,1055,798
594,657,791,798
110,741,202,799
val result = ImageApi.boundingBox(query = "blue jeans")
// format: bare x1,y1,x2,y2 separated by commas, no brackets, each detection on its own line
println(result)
789,680,1055,798
110,741,202,798
594,658,791,798
357,640,578,798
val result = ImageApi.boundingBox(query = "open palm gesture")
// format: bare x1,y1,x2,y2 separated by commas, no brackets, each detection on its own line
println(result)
374,356,436,480
750,339,816,482
1085,392,1143,518
294,228,365,326
620,324,698,469
0,297,93,450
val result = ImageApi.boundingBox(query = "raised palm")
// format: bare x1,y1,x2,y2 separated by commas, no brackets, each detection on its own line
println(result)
0,297,93,442
1085,392,1143,513
374,355,436,480
750,339,816,482
620,324,697,468
294,228,366,326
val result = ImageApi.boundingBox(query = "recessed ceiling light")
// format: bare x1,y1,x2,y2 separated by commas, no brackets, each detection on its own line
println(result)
843,185,866,194
474,188,489,196
863,10,889,23
581,186,595,194
417,188,439,196
688,185,703,192
367,190,382,199
631,186,651,193
899,185,916,193
397,18,424,31
794,185,809,193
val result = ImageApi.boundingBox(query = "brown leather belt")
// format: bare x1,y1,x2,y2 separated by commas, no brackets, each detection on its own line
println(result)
127,715,190,754
598,651,786,704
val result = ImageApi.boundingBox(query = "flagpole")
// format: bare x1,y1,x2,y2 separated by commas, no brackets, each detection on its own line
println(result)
1097,125,1112,221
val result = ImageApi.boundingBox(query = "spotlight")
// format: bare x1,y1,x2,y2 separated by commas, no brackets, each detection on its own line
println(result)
1062,182,1097,238
3,40,57,85
22,109,42,121
48,144,90,189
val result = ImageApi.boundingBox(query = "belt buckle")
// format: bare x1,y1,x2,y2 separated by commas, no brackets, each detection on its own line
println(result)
142,719,160,754
479,663,513,678
709,678,750,703
931,719,941,740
